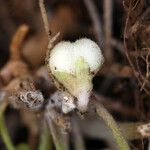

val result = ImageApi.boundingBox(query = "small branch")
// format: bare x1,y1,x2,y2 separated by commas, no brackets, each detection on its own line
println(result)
10,24,29,60
83,0,103,47
123,2,150,95
39,0,51,39
0,25,29,85
103,0,113,62
93,100,130,150
39,0,60,75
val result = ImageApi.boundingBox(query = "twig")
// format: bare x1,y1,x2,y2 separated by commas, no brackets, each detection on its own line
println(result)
123,1,150,95
0,25,29,85
129,50,149,57
103,0,113,62
10,24,29,60
83,0,103,47
93,99,130,150
39,0,60,76
39,0,51,39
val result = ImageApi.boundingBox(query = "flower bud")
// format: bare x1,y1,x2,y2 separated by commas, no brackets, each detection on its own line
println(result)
49,38,104,112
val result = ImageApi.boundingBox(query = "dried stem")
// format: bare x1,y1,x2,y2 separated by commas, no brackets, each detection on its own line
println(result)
93,99,130,150
83,0,103,47
0,24,29,85
39,0,60,75
10,24,29,60
103,0,113,62
123,1,150,95
39,0,51,39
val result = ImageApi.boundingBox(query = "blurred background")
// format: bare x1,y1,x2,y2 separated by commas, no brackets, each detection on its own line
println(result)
0,0,150,150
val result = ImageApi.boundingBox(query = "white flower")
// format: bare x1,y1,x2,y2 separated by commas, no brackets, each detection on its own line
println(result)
49,38,104,74
48,38,104,112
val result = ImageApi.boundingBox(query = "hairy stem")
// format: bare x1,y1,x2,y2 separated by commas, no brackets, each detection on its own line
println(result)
45,115,66,150
95,101,130,150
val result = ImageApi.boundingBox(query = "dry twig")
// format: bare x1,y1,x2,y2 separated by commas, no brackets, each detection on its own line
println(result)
0,24,29,85
83,0,103,47
103,0,113,62
10,24,29,60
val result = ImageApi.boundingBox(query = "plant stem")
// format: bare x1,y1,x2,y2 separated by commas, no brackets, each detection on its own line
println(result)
0,102,15,150
95,101,130,150
83,0,103,47
45,115,66,150
38,123,52,150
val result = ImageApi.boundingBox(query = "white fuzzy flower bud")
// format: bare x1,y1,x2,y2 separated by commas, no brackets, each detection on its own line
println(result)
48,38,104,112
49,38,104,74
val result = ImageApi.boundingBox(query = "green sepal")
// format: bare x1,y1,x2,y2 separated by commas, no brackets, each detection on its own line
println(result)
52,57,93,96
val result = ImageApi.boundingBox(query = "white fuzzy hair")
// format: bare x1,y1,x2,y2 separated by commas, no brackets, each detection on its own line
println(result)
49,38,104,74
